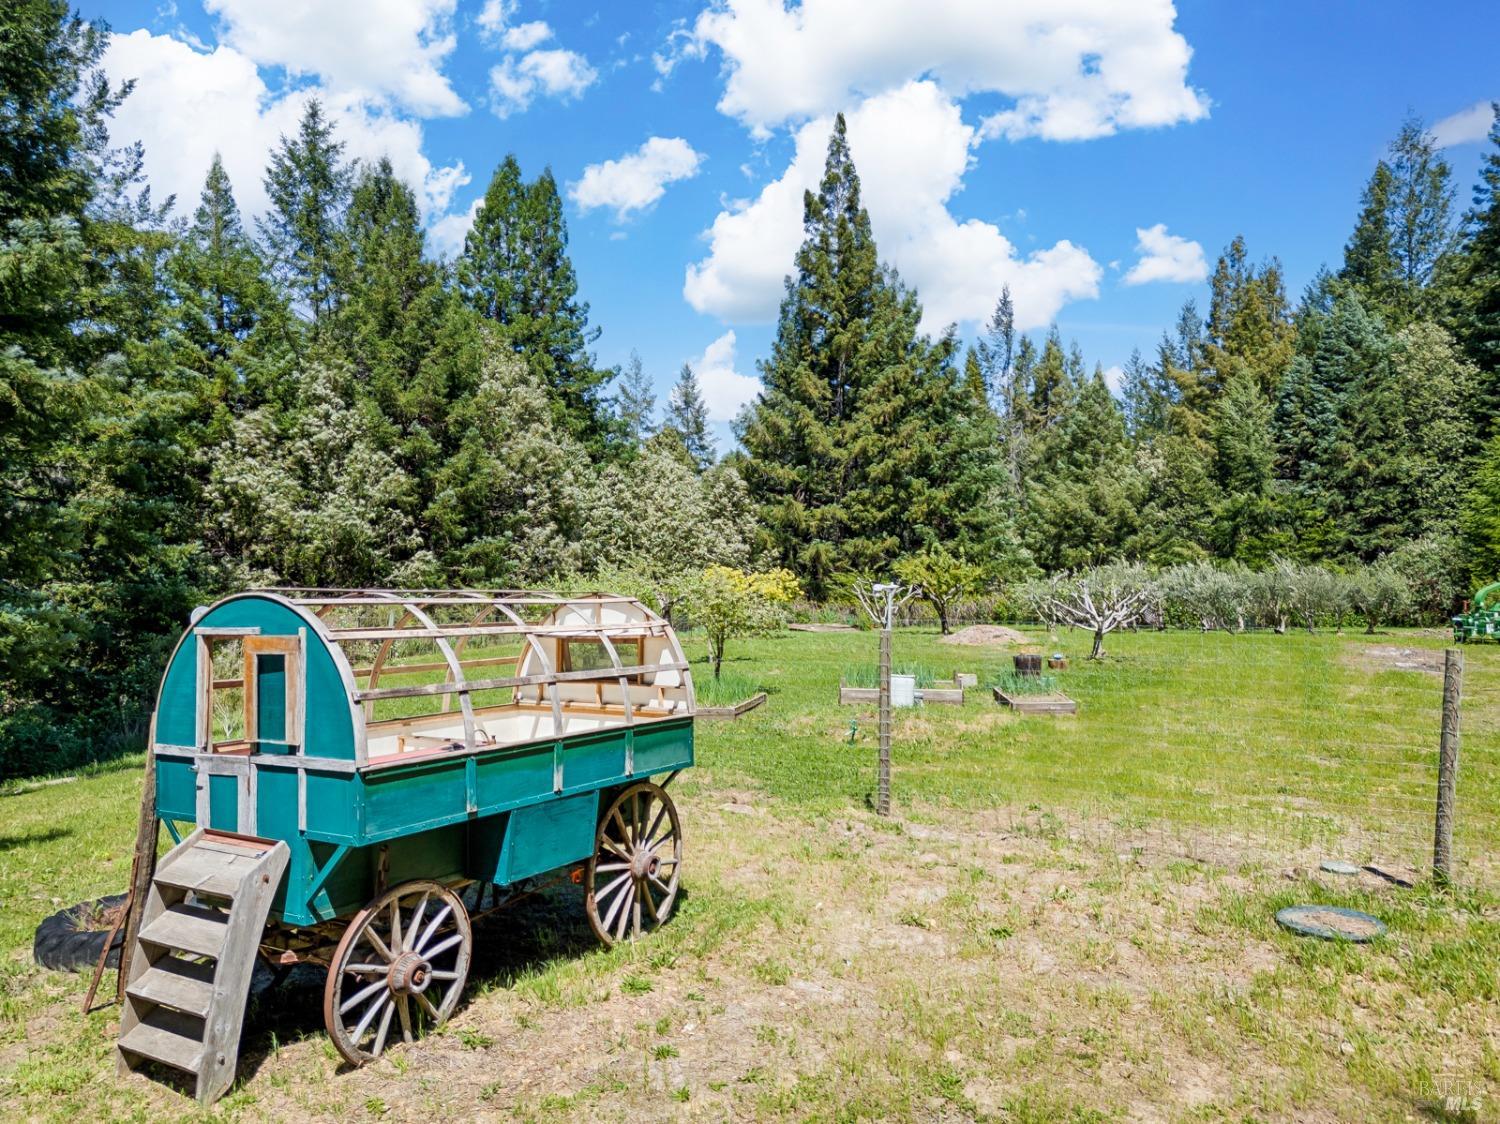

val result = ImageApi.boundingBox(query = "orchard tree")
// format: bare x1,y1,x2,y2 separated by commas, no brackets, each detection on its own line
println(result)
679,567,800,680
894,544,988,635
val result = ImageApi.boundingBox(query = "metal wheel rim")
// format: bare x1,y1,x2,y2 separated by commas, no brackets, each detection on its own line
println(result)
585,782,682,947
323,880,472,1066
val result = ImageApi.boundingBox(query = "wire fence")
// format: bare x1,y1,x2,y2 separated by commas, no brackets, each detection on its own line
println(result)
694,619,1500,893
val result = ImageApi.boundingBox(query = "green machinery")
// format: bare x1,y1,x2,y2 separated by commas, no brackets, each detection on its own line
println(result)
116,589,695,1102
1453,582,1500,642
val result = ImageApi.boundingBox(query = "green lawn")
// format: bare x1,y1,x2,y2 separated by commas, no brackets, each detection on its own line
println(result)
1,625,1497,1121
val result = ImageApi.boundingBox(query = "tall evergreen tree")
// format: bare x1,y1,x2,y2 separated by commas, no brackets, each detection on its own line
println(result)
1454,103,1500,431
664,363,714,470
614,350,657,448
739,114,1006,591
259,99,352,331
458,159,616,455
1203,236,1295,401
1342,119,1457,325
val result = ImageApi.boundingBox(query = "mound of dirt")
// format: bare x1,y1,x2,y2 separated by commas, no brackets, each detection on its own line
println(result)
939,625,1032,646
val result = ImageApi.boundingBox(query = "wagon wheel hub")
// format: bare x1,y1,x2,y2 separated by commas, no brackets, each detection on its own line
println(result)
387,950,433,995
629,848,660,879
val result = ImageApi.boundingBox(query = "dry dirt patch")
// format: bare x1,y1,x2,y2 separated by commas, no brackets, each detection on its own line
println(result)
939,624,1033,646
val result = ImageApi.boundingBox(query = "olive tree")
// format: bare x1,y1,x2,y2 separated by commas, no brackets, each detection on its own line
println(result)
1035,563,1156,659
1348,562,1412,634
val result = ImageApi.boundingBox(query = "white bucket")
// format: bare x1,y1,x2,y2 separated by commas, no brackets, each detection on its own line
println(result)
890,674,917,707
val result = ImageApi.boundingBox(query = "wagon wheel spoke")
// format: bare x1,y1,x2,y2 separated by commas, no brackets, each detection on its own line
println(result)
372,999,395,1057
351,992,389,1041
343,962,388,975
614,881,636,942
363,927,395,963
414,990,441,1021
407,892,430,949
416,903,453,953
389,899,403,953
398,995,414,1043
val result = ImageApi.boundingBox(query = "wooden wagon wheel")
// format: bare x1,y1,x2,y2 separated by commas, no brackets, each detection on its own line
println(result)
323,880,472,1066
585,782,682,947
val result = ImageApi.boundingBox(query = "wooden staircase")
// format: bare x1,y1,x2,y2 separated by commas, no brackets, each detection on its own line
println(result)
117,829,288,1104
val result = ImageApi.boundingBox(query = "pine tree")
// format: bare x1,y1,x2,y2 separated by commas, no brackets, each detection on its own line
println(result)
614,350,657,448
1022,369,1144,569
1028,327,1074,431
1203,236,1295,401
664,363,714,469
458,159,616,455
166,154,285,412
738,113,885,586
259,99,352,331
329,157,472,506
1209,373,1280,562
1342,119,1458,325
978,287,1025,497
1454,103,1500,430
739,114,1007,590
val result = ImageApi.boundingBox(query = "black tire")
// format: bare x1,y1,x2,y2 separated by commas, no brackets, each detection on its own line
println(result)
33,893,128,972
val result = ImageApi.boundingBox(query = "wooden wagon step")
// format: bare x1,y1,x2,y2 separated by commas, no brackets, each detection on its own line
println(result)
154,842,267,899
139,902,230,959
126,957,216,1019
118,827,288,1104
118,1007,205,1073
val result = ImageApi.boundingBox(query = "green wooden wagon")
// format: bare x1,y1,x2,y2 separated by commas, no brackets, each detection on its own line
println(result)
116,589,695,1102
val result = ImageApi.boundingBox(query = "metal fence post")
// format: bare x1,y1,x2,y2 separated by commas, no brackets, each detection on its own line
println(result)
877,622,892,817
1434,648,1463,887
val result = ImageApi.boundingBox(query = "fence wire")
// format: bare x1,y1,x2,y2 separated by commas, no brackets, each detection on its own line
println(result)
692,620,1500,892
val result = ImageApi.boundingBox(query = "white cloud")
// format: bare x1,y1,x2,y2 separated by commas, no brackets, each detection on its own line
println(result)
480,1,597,117
489,48,597,116
684,81,1101,330
672,0,1207,140
571,137,704,220
1432,100,1496,148
503,20,552,51
102,30,469,226
1102,364,1125,393
690,331,762,421
1122,223,1207,285
203,0,464,117
428,198,482,259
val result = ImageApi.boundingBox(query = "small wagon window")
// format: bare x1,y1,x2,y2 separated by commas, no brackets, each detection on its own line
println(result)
560,636,643,673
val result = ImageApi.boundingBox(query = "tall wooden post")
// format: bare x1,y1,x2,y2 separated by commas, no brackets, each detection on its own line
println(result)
877,622,892,817
116,744,160,1002
1434,648,1463,887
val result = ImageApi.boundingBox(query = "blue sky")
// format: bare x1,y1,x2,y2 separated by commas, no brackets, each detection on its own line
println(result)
93,1,1496,448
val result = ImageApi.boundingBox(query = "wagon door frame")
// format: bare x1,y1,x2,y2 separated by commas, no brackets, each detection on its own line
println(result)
193,626,306,834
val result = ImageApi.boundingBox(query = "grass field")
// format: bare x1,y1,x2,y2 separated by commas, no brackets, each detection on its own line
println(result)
1,625,1498,1121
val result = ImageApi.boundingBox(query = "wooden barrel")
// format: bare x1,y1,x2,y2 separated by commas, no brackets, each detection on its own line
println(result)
1013,653,1042,677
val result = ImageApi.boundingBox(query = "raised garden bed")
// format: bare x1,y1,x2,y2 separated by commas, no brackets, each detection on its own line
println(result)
992,687,1077,715
838,685,965,706
697,691,769,720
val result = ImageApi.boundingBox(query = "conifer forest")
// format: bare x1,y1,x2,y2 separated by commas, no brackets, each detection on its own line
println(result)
4,2,1500,778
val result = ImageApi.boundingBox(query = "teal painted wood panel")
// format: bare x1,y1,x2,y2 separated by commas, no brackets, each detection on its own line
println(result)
632,719,694,775
500,792,598,884
153,594,355,760
361,758,467,839
562,730,627,790
156,758,195,820
303,771,359,842
256,766,298,841
474,742,554,811
256,653,287,743
208,773,238,832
